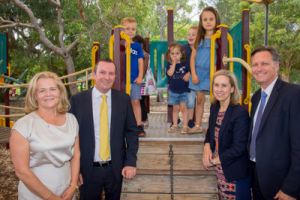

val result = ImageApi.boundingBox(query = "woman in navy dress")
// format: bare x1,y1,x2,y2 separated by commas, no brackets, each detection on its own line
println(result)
203,70,251,200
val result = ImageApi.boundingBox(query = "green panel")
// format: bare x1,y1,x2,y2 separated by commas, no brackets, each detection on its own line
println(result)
0,33,7,74
229,21,242,89
149,41,188,87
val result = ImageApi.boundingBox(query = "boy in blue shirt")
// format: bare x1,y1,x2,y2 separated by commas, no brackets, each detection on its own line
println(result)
121,17,146,136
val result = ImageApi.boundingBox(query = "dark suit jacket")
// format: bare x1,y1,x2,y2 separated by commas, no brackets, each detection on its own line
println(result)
69,88,139,184
248,77,300,199
205,103,250,182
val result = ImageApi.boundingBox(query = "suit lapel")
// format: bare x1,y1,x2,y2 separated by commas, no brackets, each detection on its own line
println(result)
258,78,282,134
219,105,234,142
110,89,117,144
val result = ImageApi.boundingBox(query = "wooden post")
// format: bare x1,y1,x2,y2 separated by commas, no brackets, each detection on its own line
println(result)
167,8,174,123
242,9,249,110
111,28,114,36
216,25,229,70
113,26,126,93
144,37,150,113
4,32,10,149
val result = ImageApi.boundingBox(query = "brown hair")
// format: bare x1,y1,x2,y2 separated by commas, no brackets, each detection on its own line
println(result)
251,46,281,65
25,72,70,114
120,17,136,26
211,70,240,105
164,42,186,63
194,6,221,50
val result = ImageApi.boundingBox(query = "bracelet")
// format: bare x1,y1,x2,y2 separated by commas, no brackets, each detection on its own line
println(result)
45,190,51,200
69,183,78,189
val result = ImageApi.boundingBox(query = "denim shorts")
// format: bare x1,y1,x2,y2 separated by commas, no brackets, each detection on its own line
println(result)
168,90,188,105
130,83,142,100
187,89,196,109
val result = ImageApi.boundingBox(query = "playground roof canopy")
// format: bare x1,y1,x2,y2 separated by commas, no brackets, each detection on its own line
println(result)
242,0,275,4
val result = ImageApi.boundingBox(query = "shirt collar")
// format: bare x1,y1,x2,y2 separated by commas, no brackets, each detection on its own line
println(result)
92,87,112,99
261,76,278,97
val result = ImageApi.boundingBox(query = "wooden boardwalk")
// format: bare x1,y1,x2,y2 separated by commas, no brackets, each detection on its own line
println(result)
0,126,11,144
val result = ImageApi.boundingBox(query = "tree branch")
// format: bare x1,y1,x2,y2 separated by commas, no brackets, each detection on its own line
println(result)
96,0,112,29
66,40,79,53
0,17,35,29
78,0,85,21
48,0,60,7
289,27,300,46
174,12,200,34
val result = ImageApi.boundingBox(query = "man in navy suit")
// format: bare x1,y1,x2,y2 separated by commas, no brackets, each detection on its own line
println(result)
69,58,139,200
249,46,300,200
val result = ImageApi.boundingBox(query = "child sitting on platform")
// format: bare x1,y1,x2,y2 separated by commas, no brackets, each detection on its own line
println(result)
166,42,190,134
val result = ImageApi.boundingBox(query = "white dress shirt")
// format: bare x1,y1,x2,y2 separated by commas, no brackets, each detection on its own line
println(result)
92,87,112,162
251,77,278,161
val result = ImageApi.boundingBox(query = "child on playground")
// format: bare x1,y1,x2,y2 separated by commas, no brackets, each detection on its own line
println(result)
188,6,220,133
182,25,198,129
166,42,190,134
121,17,146,137
132,35,157,129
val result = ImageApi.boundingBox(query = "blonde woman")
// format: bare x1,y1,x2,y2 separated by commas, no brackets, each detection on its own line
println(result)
10,72,80,200
203,70,251,199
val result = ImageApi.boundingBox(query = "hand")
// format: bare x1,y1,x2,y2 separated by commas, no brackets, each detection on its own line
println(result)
213,156,221,165
202,145,213,170
61,186,76,200
274,190,296,200
182,72,190,82
192,74,199,85
49,193,63,200
170,56,177,65
134,77,143,85
77,173,83,186
122,166,137,179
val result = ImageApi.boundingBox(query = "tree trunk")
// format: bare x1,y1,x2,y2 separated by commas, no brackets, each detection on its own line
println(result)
280,72,290,83
63,53,79,95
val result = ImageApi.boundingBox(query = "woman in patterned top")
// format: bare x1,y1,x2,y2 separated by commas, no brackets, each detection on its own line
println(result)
203,70,251,199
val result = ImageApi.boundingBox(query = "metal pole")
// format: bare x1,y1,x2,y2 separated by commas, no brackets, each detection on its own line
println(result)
262,0,269,46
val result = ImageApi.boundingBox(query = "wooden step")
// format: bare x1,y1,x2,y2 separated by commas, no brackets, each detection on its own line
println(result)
120,193,219,200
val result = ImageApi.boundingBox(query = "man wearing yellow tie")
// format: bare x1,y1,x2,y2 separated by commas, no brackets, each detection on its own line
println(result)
69,58,139,200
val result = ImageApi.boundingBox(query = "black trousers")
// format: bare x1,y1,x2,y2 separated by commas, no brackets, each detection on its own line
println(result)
251,161,266,200
79,165,123,200
140,96,148,121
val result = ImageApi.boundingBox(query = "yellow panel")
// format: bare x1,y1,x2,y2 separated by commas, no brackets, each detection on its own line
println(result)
0,76,4,83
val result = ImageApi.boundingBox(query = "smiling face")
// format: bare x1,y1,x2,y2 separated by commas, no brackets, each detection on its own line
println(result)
92,61,116,94
213,75,234,105
251,51,279,89
169,47,182,64
187,28,197,45
35,78,60,110
201,11,216,32
124,22,137,40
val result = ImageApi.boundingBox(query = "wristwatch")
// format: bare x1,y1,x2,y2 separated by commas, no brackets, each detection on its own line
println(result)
210,159,214,166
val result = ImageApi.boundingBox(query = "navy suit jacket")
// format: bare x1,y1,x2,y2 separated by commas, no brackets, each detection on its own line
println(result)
248,77,300,199
69,88,139,184
205,103,250,182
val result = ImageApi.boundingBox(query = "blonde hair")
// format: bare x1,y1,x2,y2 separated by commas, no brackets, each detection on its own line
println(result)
211,70,240,105
165,42,186,63
189,26,198,31
121,17,136,26
25,71,70,115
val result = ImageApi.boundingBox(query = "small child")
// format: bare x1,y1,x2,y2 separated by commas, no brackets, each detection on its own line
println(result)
182,25,198,129
188,7,220,133
121,17,146,137
166,42,190,134
132,35,157,129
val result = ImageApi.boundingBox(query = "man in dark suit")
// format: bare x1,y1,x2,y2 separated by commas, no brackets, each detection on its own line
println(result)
69,58,139,200
249,46,300,200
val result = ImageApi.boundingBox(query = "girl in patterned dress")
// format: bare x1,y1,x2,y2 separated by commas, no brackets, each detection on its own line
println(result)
203,70,251,199
188,6,220,133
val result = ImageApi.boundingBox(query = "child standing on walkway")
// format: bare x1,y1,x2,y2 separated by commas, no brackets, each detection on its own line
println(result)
188,7,220,133
166,43,190,134
121,17,146,136
132,36,157,129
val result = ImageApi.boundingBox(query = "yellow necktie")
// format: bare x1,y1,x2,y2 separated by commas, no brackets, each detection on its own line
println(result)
99,95,110,161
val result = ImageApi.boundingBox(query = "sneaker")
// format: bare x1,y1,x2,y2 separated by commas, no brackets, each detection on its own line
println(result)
180,126,190,134
137,125,146,137
188,119,195,128
168,125,179,133
170,118,181,128
141,119,149,129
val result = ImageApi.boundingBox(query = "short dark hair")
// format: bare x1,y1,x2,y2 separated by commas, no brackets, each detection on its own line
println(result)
94,58,117,74
251,46,281,64
132,35,146,51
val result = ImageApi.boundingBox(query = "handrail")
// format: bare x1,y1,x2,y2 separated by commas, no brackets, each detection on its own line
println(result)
222,55,252,74
0,105,25,110
91,46,98,86
210,30,221,100
109,34,114,61
227,33,233,72
0,114,25,118
120,31,131,95
244,44,251,105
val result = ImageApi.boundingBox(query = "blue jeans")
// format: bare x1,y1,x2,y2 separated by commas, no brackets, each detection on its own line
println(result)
186,90,196,109
130,83,142,100
168,90,188,105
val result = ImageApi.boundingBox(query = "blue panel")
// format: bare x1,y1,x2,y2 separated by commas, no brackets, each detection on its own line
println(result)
0,33,7,74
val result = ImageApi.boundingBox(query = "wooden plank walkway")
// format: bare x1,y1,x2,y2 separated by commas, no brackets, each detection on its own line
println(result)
0,126,11,144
